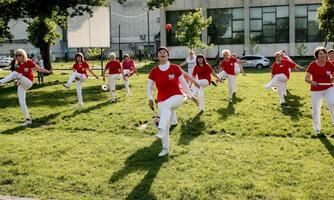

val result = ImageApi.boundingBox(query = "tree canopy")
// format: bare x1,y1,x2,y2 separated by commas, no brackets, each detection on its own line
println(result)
317,0,334,45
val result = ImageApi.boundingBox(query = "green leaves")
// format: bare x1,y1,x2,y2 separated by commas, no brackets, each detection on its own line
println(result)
317,0,334,43
175,9,212,50
146,0,175,10
27,17,60,47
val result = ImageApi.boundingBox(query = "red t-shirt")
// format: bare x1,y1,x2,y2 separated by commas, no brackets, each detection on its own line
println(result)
148,64,183,102
220,57,237,75
105,60,122,74
17,59,36,81
73,62,90,77
306,61,334,91
192,64,213,83
271,59,296,79
122,60,135,71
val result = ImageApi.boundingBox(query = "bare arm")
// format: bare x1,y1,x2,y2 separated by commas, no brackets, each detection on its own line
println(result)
87,67,98,79
181,69,200,88
179,60,187,67
147,79,154,110
34,65,51,74
305,72,317,86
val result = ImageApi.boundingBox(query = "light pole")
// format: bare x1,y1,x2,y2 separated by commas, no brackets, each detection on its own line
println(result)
147,9,150,58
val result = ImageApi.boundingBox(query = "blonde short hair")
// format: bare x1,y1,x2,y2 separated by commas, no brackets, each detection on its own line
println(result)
109,52,117,59
222,49,230,56
14,49,28,62
274,51,283,57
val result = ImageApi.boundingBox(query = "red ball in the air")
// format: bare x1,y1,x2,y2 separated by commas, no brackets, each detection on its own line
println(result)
165,24,172,31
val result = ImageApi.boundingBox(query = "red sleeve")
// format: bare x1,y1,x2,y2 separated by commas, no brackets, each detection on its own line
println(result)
148,67,156,81
306,62,314,74
207,64,213,73
84,62,90,69
27,59,37,68
192,66,198,76
105,62,110,70
174,65,182,78
285,60,296,69
328,61,334,72
131,60,135,68
73,63,77,70
231,57,237,63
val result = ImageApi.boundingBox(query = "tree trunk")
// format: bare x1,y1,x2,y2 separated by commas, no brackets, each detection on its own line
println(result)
40,43,52,71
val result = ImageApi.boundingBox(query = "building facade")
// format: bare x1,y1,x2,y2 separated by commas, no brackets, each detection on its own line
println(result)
160,0,328,59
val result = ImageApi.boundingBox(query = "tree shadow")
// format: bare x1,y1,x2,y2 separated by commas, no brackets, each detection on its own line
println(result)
178,112,205,146
109,139,168,200
0,112,61,135
217,102,235,120
318,136,334,160
61,101,110,120
280,92,303,120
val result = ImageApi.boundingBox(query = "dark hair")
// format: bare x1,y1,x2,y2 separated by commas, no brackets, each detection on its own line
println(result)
328,49,334,54
155,46,169,57
75,52,85,63
196,54,208,66
123,54,130,59
314,47,327,60
9,59,17,72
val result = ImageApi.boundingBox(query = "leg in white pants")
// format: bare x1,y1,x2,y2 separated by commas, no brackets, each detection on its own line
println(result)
66,72,85,86
192,79,209,110
325,87,334,125
18,84,32,120
227,74,236,99
265,74,287,90
157,95,185,153
0,71,19,84
123,69,131,95
108,74,120,101
277,81,287,104
170,110,177,125
76,76,86,105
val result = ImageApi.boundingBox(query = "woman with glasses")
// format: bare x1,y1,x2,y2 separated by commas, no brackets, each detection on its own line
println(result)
0,49,51,126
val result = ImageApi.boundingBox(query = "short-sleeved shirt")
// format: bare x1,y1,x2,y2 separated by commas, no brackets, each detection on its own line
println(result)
271,59,296,79
306,61,334,91
122,60,135,71
17,59,36,81
73,62,90,77
192,64,213,83
105,60,122,74
148,64,183,102
220,57,237,75
186,57,196,69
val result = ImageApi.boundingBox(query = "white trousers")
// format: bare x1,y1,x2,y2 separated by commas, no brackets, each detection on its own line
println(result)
265,74,288,104
66,72,86,105
0,71,33,120
123,69,131,95
192,79,209,110
218,71,237,99
157,95,185,150
108,74,121,100
311,87,334,131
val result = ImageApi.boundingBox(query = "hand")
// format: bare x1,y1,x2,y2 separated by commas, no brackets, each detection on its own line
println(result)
216,78,222,83
194,81,200,88
311,81,318,86
149,100,154,111
189,96,199,106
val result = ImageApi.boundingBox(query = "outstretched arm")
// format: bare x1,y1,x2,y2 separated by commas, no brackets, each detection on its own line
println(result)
87,68,99,79
147,79,155,110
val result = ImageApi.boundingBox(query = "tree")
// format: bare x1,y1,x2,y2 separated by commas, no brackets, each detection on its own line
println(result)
317,0,334,46
0,0,107,69
175,9,212,50
146,0,175,10
295,41,308,57
249,35,260,55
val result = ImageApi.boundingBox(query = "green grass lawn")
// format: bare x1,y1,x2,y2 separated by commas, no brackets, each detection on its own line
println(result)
0,67,334,200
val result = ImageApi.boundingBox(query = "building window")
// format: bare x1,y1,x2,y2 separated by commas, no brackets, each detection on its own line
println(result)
166,10,194,46
207,8,244,45
250,6,289,44
295,4,321,42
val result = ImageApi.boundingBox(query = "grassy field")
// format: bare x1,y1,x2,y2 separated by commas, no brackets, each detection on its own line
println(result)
0,64,334,200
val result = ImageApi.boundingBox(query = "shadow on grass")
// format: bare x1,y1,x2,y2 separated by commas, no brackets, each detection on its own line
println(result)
0,112,61,135
280,92,303,120
178,111,204,146
0,85,107,109
61,101,110,120
109,139,168,200
318,136,334,159
217,102,235,120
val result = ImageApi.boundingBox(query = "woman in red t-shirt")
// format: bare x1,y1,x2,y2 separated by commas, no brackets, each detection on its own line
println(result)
63,53,98,106
0,49,51,126
192,54,221,111
305,47,334,135
103,52,124,103
122,54,138,96
217,49,246,102
147,46,196,157
264,51,302,105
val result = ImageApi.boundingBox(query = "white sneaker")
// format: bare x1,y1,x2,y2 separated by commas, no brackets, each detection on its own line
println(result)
158,149,169,157
21,119,32,126
272,87,278,92
78,103,84,107
315,129,321,135
264,85,271,90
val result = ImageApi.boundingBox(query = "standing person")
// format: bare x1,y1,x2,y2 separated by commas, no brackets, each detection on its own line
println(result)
147,46,194,157
63,53,99,107
0,49,52,126
305,47,334,135
36,54,44,84
192,54,221,111
217,49,246,102
328,49,334,64
103,52,124,102
179,50,196,76
264,52,302,105
122,54,138,96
